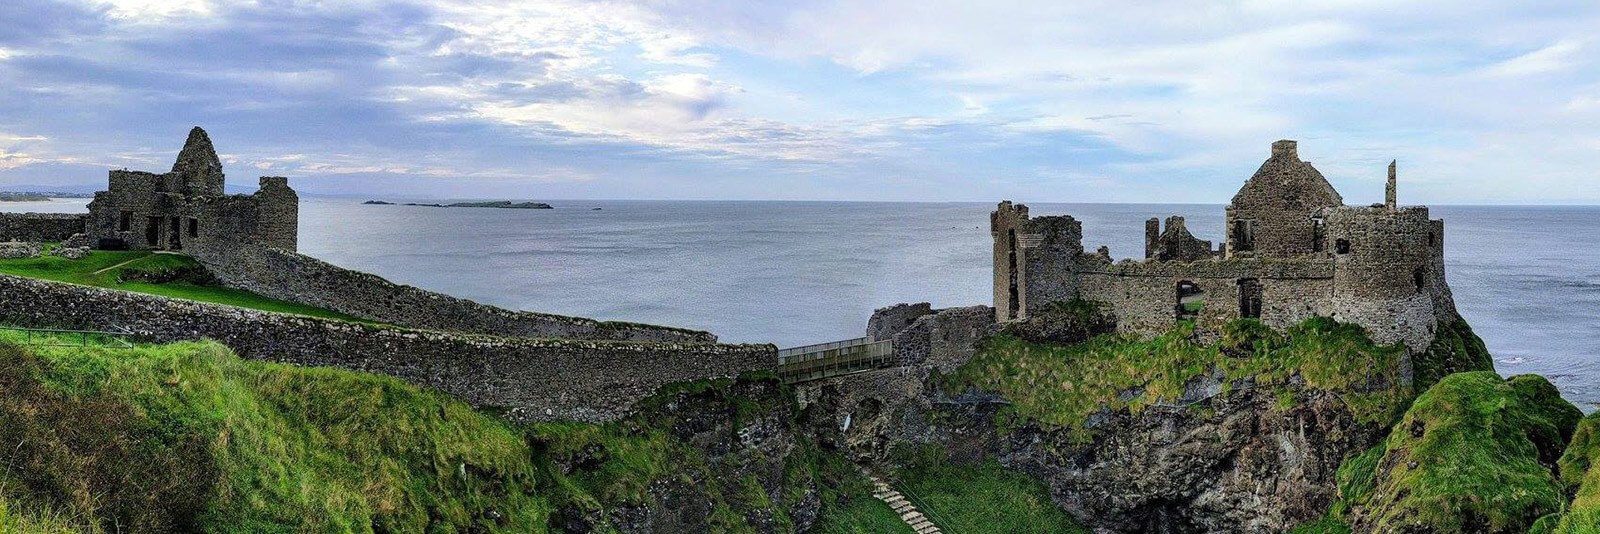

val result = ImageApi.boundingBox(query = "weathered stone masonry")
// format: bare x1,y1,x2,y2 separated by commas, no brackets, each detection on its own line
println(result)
993,140,1456,353
84,128,297,254
0,274,772,422
0,213,86,242
191,244,715,343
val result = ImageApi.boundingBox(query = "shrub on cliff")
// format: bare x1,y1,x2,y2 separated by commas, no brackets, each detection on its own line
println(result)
1345,372,1579,533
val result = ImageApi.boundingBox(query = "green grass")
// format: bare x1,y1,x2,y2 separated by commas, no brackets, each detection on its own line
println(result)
1286,515,1352,534
1412,315,1495,391
0,249,367,322
1343,372,1579,533
1544,413,1600,532
946,316,1414,444
887,445,1086,533
805,450,917,534
0,335,882,533
0,495,83,534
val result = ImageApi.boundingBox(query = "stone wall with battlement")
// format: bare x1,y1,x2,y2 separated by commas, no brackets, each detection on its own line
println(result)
991,203,1453,353
989,140,1456,353
0,273,771,422
0,213,87,242
191,244,717,343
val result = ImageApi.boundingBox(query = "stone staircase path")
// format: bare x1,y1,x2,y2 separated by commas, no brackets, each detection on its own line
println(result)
869,474,944,534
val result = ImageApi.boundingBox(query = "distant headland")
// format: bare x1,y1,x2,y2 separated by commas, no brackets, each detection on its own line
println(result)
364,199,554,209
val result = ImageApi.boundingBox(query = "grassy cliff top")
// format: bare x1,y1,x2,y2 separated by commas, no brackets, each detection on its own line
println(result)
944,316,1415,444
0,333,1036,533
0,249,365,321
1340,372,1579,533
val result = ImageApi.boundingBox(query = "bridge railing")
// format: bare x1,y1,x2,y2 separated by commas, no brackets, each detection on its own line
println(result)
0,325,135,349
779,337,895,383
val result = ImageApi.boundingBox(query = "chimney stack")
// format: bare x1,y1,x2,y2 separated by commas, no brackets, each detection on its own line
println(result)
1386,160,1397,211
1271,140,1298,160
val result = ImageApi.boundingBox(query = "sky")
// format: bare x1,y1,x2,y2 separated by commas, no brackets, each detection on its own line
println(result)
0,1,1596,203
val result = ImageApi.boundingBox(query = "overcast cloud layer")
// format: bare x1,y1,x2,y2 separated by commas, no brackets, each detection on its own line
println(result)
0,0,1596,202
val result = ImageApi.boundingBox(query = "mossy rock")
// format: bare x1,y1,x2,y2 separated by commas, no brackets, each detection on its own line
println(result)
1346,372,1580,533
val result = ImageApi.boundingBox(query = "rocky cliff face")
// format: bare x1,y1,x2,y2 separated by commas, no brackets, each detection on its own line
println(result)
805,374,1388,532
800,307,1490,533
548,378,823,533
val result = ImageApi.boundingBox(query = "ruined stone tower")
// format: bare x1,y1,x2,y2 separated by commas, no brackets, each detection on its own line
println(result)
993,139,1456,353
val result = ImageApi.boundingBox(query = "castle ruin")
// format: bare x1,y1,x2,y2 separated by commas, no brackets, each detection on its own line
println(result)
83,127,298,253
992,140,1456,351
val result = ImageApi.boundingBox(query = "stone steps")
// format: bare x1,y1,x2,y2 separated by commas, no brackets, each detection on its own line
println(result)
866,473,943,534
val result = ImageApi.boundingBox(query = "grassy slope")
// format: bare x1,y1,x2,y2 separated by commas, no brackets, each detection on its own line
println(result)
0,496,80,534
946,316,1414,444
0,334,904,533
1411,315,1495,392
0,250,364,321
1544,413,1600,532
1343,372,1579,533
890,446,1087,534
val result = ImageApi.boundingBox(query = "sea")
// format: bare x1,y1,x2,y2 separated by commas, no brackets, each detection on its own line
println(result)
6,198,1600,409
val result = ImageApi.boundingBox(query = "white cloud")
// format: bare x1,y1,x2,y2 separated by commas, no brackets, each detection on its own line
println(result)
1482,40,1584,77
87,0,215,21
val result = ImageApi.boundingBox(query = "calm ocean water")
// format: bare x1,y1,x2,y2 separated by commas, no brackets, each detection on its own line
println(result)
7,198,1600,408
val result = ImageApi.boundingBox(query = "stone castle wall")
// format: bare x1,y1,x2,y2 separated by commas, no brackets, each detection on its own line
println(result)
870,304,996,372
0,213,87,242
191,244,716,343
0,274,771,422
992,198,1454,352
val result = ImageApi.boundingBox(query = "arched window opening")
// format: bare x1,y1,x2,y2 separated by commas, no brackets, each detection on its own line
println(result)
1413,267,1426,290
1237,278,1263,319
1233,219,1256,253
1311,217,1326,252
1175,280,1205,320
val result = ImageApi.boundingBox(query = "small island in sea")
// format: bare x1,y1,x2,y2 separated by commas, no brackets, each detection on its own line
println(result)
0,193,57,202
364,199,554,209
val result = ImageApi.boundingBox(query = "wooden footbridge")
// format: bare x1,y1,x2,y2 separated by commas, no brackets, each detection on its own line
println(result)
778,337,897,384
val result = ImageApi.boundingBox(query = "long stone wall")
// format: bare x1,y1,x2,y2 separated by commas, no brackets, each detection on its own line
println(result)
0,213,86,242
0,274,773,422
191,245,716,343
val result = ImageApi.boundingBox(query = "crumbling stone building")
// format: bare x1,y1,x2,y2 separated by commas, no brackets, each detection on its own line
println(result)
83,127,297,253
993,140,1456,352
